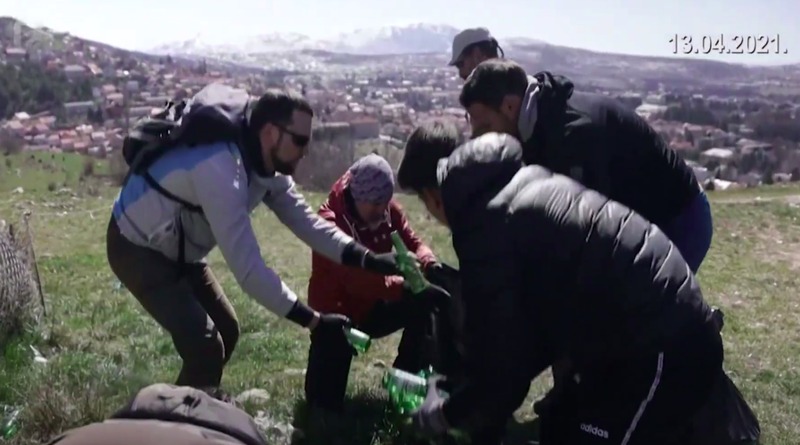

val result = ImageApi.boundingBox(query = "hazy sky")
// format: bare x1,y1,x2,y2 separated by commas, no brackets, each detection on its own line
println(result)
4,0,799,65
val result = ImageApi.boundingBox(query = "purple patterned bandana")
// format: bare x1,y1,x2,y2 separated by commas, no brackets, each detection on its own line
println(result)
348,154,395,204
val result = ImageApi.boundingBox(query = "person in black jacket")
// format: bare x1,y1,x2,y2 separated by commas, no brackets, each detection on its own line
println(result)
459,59,713,274
396,127,726,445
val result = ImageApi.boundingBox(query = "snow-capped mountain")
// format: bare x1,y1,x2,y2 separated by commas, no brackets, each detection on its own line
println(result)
148,32,322,56
326,23,459,54
148,23,461,56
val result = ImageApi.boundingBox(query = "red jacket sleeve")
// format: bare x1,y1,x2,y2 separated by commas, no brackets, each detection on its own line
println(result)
392,201,437,270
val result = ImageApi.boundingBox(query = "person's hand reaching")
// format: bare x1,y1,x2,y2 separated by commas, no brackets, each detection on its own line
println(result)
410,375,450,437
309,312,354,352
424,262,460,290
342,241,401,275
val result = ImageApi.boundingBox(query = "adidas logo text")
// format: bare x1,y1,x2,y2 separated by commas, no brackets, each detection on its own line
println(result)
580,423,609,439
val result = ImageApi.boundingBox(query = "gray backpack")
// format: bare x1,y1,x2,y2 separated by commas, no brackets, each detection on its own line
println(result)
110,384,270,445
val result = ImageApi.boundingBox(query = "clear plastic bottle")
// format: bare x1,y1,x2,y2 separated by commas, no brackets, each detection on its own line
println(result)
1,406,21,439
390,231,429,294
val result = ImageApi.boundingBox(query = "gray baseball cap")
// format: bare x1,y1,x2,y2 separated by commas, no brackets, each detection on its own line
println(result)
448,27,493,66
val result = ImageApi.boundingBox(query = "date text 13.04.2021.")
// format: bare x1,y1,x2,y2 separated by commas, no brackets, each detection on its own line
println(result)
669,34,787,55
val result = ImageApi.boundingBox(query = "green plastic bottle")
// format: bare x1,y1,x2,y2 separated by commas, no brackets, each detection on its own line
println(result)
344,327,371,354
390,231,430,294
382,368,428,414
1,406,20,439
383,369,470,443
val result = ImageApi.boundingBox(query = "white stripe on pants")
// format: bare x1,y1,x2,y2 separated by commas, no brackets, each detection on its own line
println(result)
620,352,664,445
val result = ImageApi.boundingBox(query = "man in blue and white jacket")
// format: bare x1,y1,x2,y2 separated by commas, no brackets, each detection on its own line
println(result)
106,87,399,393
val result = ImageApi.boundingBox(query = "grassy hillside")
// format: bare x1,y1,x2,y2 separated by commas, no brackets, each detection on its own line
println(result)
0,152,110,193
0,169,799,444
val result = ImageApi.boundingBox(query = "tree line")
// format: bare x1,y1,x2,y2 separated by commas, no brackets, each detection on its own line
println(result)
0,61,93,119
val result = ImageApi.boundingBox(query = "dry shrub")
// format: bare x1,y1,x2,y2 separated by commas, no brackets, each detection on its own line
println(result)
0,131,24,155
294,142,354,191
354,140,404,171
108,150,129,186
81,158,95,177
16,358,144,443
293,139,406,192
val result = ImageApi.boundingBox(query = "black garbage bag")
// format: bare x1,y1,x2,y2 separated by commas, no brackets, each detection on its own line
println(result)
685,308,761,445
686,369,761,445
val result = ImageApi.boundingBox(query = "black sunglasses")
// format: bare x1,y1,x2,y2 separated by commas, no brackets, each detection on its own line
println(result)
276,125,310,147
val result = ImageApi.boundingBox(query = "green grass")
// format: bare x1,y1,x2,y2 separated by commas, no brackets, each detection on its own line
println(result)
0,152,110,193
0,171,799,444
713,184,800,202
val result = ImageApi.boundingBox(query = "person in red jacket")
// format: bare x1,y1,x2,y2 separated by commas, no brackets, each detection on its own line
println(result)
304,153,451,414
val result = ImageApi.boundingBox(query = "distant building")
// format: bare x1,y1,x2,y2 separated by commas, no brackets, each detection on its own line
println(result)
616,93,643,110
635,103,667,119
145,96,171,107
313,122,352,145
128,106,157,118
700,148,736,169
4,47,27,62
683,124,707,144
688,164,714,184
64,101,94,119
350,118,380,140
64,65,88,80
644,94,666,106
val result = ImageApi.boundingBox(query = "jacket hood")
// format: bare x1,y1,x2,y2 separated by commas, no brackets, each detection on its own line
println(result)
319,172,351,221
438,133,524,231
517,75,541,142
319,172,390,231
517,71,575,141
535,70,575,105
241,97,271,179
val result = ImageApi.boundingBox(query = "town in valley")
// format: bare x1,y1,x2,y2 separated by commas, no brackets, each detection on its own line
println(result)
2,17,800,191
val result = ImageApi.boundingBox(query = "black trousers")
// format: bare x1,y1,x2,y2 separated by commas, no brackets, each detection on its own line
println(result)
304,294,459,412
539,321,724,445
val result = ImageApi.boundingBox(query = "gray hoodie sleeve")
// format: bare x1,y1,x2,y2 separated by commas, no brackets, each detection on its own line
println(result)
263,175,354,263
190,147,298,317
517,75,541,142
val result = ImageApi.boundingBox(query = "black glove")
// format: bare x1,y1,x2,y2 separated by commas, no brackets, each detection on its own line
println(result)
404,282,452,311
315,313,359,355
424,262,460,292
341,241,400,276
286,301,351,332
315,313,352,336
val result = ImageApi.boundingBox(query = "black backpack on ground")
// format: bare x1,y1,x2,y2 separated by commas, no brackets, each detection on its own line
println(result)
119,83,257,267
